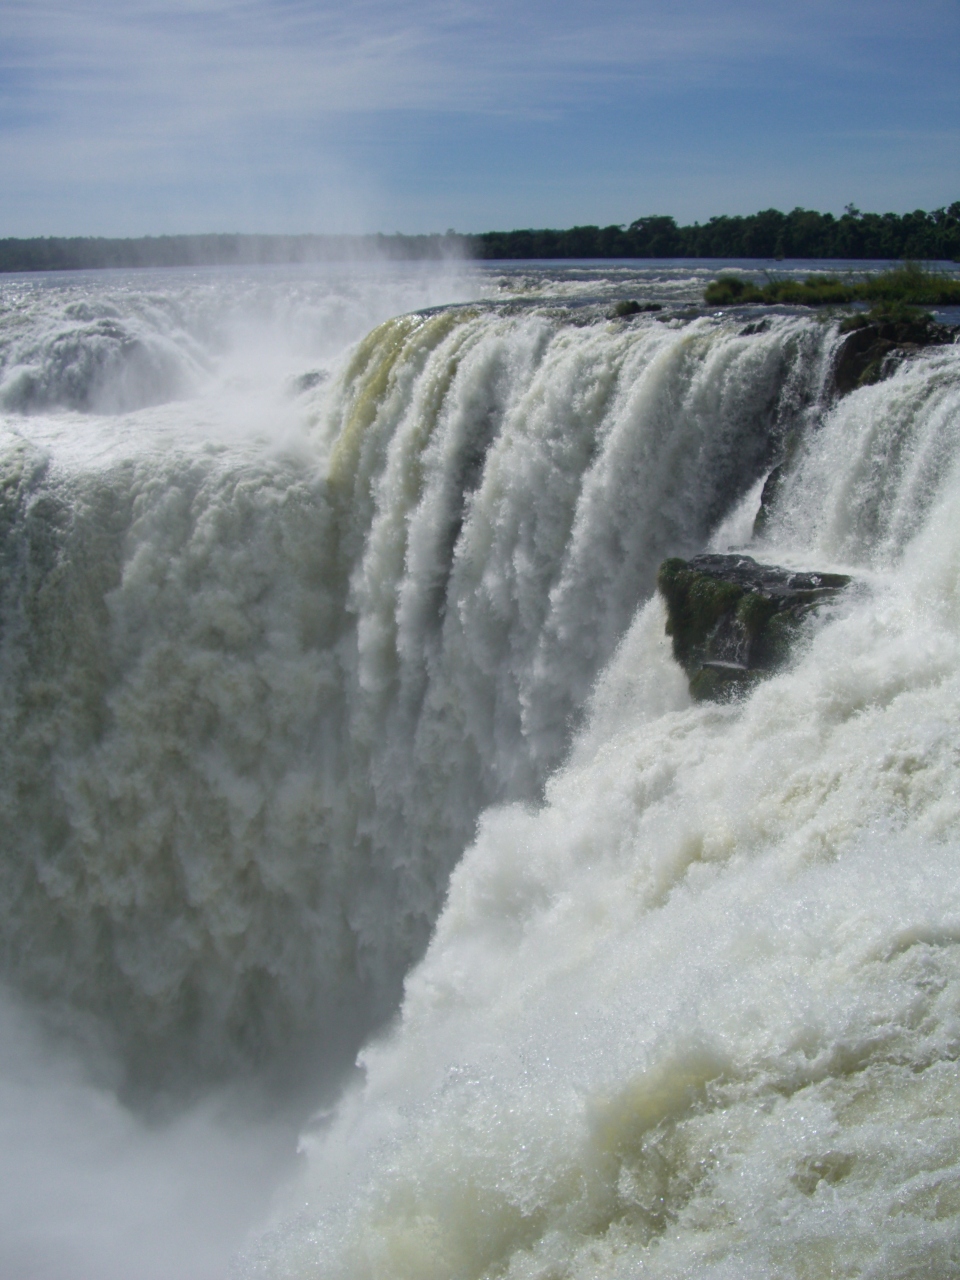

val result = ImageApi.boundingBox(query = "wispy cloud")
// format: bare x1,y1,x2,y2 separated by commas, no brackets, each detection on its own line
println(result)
5,0,937,130
0,0,957,233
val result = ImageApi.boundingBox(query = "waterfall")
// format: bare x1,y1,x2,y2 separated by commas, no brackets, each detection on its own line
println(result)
1,263,958,1278
248,311,960,1278
0,293,827,1093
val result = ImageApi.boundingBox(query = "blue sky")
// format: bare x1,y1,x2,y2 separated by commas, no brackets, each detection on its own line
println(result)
1,0,958,236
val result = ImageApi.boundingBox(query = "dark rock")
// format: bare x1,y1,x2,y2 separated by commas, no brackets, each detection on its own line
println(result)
753,462,786,536
753,427,804,536
657,553,851,700
832,313,954,397
739,319,770,336
289,369,328,396
608,299,663,318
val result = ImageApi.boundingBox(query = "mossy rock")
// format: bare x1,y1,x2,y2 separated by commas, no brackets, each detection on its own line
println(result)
657,553,850,701
832,308,954,397
688,663,765,702
609,299,663,318
657,558,743,671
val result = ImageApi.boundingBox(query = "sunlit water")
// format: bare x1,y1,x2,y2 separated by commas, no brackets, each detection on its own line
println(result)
1,259,959,1279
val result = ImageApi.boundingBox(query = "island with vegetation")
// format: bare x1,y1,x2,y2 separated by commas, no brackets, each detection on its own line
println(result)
703,262,960,307
696,265,959,398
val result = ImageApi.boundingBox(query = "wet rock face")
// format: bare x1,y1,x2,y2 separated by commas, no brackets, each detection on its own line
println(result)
832,314,955,397
657,553,851,700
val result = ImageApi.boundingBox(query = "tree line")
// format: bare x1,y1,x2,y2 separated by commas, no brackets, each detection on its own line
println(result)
1,205,958,272
0,232,464,273
471,205,960,260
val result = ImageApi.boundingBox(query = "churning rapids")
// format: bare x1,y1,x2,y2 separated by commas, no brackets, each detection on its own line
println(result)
1,259,960,1279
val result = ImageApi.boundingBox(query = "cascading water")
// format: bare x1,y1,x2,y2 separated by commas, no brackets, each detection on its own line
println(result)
1,260,958,1279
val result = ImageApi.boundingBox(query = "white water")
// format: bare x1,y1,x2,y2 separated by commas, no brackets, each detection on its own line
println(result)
1,261,959,1277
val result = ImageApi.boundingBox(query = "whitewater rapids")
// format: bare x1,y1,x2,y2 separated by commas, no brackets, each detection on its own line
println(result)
0,261,959,1278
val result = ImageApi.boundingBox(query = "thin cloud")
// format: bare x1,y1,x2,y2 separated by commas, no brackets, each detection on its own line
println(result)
3,0,933,127
0,0,956,233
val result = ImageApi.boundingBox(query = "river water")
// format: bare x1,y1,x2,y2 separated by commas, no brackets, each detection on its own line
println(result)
1,259,959,1278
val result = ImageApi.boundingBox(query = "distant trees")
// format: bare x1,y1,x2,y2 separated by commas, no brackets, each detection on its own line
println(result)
1,206,958,272
0,232,466,273
469,205,960,261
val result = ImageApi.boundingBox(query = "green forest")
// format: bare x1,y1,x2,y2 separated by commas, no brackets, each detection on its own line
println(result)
1,205,959,272
471,204,960,261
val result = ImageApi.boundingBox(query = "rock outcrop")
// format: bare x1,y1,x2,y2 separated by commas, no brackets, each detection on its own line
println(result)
832,312,955,397
608,300,663,318
657,553,851,700
756,312,956,535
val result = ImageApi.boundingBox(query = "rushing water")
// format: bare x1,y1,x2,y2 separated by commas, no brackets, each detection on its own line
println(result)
1,259,959,1278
